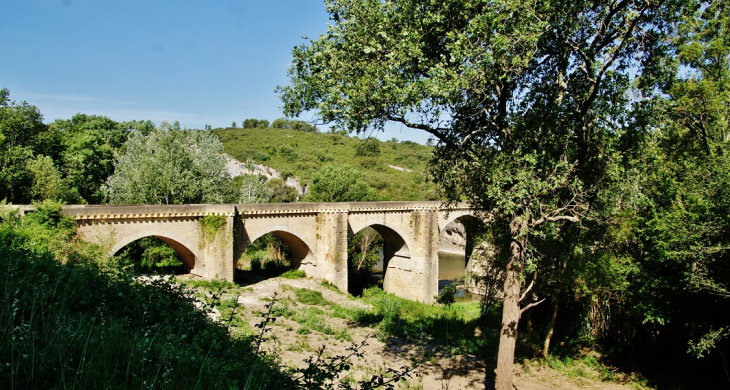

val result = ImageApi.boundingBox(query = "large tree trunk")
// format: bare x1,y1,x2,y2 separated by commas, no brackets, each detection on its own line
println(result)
495,218,526,390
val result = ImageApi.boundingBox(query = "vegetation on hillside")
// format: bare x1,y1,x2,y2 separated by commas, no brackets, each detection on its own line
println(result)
213,126,438,201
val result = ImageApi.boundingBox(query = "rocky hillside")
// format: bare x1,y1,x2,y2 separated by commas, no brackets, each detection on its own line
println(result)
214,127,439,201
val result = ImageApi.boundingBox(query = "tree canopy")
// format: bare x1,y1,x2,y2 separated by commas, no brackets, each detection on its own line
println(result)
305,163,377,203
105,122,235,205
280,0,695,387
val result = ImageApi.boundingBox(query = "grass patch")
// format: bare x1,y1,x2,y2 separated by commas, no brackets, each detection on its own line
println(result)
280,269,307,279
356,287,489,354
541,354,652,387
295,288,330,306
320,279,341,292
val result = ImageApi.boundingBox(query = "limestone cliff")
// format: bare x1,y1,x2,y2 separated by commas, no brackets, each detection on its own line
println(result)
225,155,308,195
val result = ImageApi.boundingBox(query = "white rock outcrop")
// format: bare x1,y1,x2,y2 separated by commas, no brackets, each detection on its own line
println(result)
225,155,308,195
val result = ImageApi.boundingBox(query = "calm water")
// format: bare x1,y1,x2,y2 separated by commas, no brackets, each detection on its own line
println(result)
438,251,480,303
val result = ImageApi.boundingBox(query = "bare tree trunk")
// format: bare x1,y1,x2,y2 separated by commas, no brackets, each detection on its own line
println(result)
495,218,525,390
543,260,567,359
543,301,559,359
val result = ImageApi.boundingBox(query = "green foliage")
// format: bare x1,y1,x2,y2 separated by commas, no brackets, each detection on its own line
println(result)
234,174,271,203
267,178,298,203
295,288,330,306
435,283,457,306
243,118,270,128
26,155,68,202
244,233,293,274
106,124,235,205
278,1,693,385
306,164,377,202
0,90,58,203
199,215,227,246
254,151,271,161
116,236,184,271
0,201,291,389
213,127,437,201
347,227,383,295
355,138,381,157
356,288,488,354
280,269,307,279
50,114,135,204
270,117,317,132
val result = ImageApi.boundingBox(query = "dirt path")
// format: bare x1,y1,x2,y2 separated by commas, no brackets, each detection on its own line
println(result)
190,275,650,390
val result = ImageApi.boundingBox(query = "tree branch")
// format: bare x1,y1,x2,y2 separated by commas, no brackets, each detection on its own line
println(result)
519,280,535,303
520,298,546,315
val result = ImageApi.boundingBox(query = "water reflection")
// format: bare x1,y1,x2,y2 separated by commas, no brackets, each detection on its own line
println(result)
438,251,481,303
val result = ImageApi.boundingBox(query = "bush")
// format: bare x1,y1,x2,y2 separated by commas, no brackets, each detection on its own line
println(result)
0,202,291,389
280,269,307,279
243,118,270,128
355,138,381,156
270,118,317,132
253,151,271,162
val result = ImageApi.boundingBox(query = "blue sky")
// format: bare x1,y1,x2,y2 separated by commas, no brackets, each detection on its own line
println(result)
1,0,430,143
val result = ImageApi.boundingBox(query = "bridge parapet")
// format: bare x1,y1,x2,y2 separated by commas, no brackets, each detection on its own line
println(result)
60,204,236,220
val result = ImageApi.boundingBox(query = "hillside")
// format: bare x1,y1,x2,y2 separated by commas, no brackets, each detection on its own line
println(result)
214,127,440,201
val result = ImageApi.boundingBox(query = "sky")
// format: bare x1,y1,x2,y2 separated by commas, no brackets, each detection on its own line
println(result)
1,0,430,144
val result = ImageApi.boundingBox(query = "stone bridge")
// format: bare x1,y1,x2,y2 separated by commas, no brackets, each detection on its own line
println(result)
38,201,482,303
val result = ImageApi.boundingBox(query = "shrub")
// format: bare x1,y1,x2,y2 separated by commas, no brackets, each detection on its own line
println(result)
253,151,271,162
280,269,306,279
0,203,290,389
355,138,381,156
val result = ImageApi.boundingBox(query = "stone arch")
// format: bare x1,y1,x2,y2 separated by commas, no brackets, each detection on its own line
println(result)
349,218,414,255
110,230,199,273
438,214,490,296
439,210,481,232
245,227,315,270
349,223,412,295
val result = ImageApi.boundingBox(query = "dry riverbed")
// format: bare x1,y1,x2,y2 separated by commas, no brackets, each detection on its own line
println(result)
178,274,652,390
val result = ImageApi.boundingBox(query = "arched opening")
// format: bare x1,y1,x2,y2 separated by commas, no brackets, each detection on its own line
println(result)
348,224,410,296
114,236,196,275
438,215,488,303
235,231,314,285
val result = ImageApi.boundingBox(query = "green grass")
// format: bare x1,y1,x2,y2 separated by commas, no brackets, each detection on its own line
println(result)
542,354,653,388
295,288,330,306
354,287,491,354
214,127,439,201
280,269,307,279
0,202,290,389
174,277,238,291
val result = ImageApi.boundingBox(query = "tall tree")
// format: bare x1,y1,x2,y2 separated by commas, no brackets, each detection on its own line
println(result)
279,0,685,387
0,89,59,203
305,163,376,203
49,114,133,204
634,0,730,359
106,122,235,205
